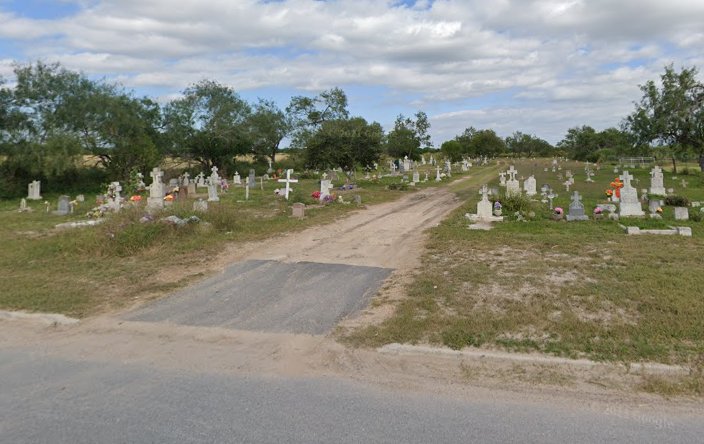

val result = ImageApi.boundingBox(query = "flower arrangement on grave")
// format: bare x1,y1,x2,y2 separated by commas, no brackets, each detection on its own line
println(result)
593,207,602,215
608,177,623,199
311,191,321,199
322,193,336,204
493,201,502,216
130,195,142,202
554,207,563,215
163,194,174,201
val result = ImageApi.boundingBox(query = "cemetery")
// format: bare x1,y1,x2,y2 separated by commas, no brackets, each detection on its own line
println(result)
3,150,704,395
343,157,704,393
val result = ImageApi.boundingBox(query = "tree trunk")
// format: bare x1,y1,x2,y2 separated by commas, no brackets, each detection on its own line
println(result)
671,155,678,174
699,152,704,172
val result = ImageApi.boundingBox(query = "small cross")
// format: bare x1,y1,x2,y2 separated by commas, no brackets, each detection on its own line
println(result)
479,185,489,201
507,165,517,180
620,171,634,188
277,169,298,200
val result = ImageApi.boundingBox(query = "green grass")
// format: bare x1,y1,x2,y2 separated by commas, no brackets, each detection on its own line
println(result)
343,159,704,374
0,164,472,317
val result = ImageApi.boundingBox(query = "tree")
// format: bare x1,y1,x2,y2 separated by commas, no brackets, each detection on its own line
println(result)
163,80,252,173
249,99,291,164
304,117,383,171
624,65,704,172
1,62,86,182
287,87,349,149
466,128,506,157
385,111,432,160
505,131,554,158
440,140,463,162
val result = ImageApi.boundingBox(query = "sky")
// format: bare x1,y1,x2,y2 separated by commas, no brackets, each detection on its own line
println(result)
1,0,703,146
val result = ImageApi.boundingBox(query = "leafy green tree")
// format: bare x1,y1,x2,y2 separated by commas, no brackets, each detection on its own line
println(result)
440,140,463,162
505,132,554,157
287,87,349,149
249,99,291,164
624,65,704,172
304,117,383,171
163,80,252,174
385,111,432,160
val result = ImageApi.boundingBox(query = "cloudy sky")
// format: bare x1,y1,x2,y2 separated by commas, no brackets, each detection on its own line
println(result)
1,0,703,145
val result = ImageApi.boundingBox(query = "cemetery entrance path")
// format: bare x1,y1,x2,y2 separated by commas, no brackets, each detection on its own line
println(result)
3,172,703,441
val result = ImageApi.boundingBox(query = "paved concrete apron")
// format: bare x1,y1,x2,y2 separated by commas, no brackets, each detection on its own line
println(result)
126,260,392,334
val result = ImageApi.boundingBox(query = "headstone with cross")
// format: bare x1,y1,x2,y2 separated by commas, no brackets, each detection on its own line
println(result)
547,190,557,210
566,191,588,221
277,169,298,200
148,167,165,209
618,170,645,217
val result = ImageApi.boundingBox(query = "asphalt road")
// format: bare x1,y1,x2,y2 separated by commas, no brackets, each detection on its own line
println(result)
1,349,701,444
126,260,392,334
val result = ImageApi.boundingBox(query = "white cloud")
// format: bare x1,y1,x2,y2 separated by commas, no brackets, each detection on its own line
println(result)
0,0,702,143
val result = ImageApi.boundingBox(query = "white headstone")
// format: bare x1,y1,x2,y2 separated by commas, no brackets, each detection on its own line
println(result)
466,185,503,223
618,171,645,217
320,179,333,201
649,166,665,195
505,166,520,197
435,166,442,182
233,172,242,185
27,180,42,200
523,175,537,196
147,167,165,209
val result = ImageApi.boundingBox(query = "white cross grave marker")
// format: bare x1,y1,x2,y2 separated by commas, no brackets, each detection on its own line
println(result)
278,169,298,200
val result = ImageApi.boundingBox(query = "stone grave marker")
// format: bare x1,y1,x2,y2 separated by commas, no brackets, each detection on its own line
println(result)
291,203,305,219
618,171,645,217
233,172,242,185
505,165,521,197
27,180,42,200
147,167,165,209
193,199,208,212
248,169,256,188
523,175,537,196
54,195,70,216
566,191,589,221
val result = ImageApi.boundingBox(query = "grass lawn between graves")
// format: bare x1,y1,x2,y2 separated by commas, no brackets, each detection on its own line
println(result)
342,159,704,396
0,165,477,318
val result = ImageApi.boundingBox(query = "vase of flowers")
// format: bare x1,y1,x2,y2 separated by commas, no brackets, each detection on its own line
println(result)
493,201,502,216
552,207,564,221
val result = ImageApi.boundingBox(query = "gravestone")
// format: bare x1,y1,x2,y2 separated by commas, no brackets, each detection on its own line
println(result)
247,169,256,188
193,199,208,212
618,171,645,217
444,160,452,177
19,198,29,213
674,207,689,221
499,171,507,187
207,178,219,202
168,178,179,188
27,180,42,200
649,166,666,195
412,170,420,184
320,179,333,201
277,169,298,200
196,172,207,189
54,195,70,216
566,191,589,221
108,181,122,211
523,175,537,196
466,185,503,223
435,166,442,182
233,172,242,185
403,156,411,173
147,167,165,209
505,166,521,197
292,203,305,219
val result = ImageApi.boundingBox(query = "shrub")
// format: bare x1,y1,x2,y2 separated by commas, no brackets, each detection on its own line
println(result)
664,195,691,207
501,193,533,214
387,182,408,191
